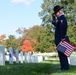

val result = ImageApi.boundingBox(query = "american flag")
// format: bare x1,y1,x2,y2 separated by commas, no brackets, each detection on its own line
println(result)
59,40,76,57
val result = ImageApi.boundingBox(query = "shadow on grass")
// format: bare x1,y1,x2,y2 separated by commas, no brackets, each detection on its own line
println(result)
0,60,76,75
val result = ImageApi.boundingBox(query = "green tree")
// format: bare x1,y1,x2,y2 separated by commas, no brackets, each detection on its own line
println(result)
61,0,76,45
39,0,76,25
39,0,76,48
16,0,76,52
18,25,56,52
38,0,61,52
32,25,55,52
61,0,76,24
6,35,19,50
38,0,61,26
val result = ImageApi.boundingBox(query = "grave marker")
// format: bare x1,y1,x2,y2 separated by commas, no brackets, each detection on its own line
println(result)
9,47,13,64
0,45,5,65
15,50,19,63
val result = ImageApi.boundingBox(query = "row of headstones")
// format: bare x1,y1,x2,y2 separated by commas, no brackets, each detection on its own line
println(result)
0,46,44,65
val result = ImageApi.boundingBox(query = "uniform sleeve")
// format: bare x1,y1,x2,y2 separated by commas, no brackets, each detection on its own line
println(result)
59,18,67,39
52,21,57,27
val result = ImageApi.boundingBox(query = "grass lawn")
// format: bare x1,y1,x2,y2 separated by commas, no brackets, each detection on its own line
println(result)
0,60,76,75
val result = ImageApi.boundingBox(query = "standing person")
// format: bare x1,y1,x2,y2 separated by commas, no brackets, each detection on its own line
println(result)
52,5,70,71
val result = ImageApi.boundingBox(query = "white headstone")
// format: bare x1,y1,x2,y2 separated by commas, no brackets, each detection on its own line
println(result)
26,53,32,63
70,57,76,65
15,50,19,63
31,55,35,63
31,55,43,63
9,47,13,64
34,56,38,63
0,45,5,65
19,51,23,63
24,52,27,63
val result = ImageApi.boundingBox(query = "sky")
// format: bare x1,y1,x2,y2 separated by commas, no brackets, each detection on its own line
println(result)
0,0,43,39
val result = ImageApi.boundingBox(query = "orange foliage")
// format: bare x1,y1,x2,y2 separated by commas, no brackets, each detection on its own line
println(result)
31,39,38,46
21,39,38,52
0,34,6,40
21,40,34,52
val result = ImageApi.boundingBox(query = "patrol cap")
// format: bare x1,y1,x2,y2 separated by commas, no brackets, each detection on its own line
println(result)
53,5,64,14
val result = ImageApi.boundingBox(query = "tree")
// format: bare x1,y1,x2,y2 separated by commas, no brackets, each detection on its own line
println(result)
6,35,19,50
38,0,61,26
39,0,76,26
33,25,56,52
31,39,38,51
0,34,6,46
61,0,76,24
61,0,76,45
38,0,76,51
21,39,35,52
68,23,76,45
16,27,25,34
0,34,6,40
18,25,56,52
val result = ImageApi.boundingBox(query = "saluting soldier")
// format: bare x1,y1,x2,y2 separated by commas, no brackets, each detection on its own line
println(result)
52,5,70,71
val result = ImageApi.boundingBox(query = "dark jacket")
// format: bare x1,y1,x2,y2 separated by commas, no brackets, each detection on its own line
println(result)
52,15,69,46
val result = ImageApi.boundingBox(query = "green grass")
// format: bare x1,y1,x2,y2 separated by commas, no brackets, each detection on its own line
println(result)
0,60,76,75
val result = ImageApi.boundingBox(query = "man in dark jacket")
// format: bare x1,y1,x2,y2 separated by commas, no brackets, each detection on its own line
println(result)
52,5,70,70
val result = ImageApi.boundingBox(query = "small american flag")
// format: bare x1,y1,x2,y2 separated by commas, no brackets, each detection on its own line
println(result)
57,40,76,57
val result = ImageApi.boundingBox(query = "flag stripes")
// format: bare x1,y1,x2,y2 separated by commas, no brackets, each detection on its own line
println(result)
59,41,76,57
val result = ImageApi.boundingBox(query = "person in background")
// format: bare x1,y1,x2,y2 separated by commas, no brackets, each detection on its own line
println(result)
52,5,70,71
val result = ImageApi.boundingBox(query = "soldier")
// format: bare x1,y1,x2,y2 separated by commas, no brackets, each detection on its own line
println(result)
52,5,70,71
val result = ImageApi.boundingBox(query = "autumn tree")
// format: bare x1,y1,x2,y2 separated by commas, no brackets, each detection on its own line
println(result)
15,0,76,52
0,34,6,40
21,39,37,52
0,34,6,46
17,25,56,52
